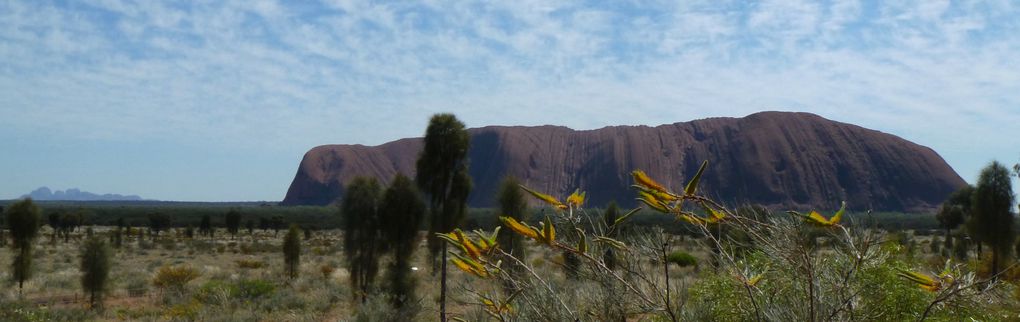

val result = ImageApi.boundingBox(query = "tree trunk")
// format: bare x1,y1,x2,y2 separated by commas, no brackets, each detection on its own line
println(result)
439,240,448,322
991,250,1000,276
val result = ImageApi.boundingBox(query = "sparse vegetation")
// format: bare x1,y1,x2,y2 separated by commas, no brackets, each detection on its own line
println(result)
0,115,1015,321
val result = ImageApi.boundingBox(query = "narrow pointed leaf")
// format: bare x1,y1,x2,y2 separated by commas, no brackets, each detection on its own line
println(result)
613,207,642,227
542,215,555,245
575,228,587,254
519,185,565,209
500,216,539,240
684,160,709,195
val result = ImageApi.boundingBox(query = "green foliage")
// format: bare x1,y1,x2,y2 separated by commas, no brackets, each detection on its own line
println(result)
80,237,112,310
968,161,1016,274
665,251,698,267
415,113,472,267
283,224,301,279
937,185,974,234
342,176,383,302
415,113,472,321
7,198,41,247
6,198,41,291
235,279,276,300
379,174,426,308
497,176,529,259
225,209,241,238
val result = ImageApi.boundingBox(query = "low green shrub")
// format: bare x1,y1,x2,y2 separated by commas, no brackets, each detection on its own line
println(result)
666,251,698,267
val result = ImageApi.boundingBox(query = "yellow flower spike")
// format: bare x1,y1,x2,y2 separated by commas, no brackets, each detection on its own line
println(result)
566,189,586,208
632,184,679,202
451,252,489,278
744,266,768,287
500,216,539,240
451,257,481,277
454,229,482,260
790,201,847,227
897,269,943,292
519,185,567,210
632,170,669,193
637,191,670,213
704,205,726,222
680,205,725,225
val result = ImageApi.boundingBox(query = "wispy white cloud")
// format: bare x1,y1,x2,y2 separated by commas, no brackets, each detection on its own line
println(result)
0,0,1018,200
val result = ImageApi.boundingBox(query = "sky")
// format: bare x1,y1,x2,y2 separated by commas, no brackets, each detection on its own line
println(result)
1,0,1018,202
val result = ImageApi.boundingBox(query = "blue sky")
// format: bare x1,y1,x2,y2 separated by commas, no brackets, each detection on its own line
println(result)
1,0,1018,201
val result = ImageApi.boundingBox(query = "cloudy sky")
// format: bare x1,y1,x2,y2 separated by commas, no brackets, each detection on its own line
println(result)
1,0,1018,201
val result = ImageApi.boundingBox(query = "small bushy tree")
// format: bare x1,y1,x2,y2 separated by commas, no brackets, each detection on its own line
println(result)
7,198,41,293
937,185,973,246
283,224,301,280
148,213,171,241
199,214,212,237
225,209,241,239
80,237,111,310
380,174,426,308
60,213,77,243
497,176,528,260
342,177,383,303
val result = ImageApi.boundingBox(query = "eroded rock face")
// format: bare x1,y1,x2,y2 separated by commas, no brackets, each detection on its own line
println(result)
282,112,965,212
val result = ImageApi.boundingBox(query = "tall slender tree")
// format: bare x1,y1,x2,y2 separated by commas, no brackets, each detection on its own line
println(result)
225,209,241,239
415,113,471,322
80,236,111,310
283,224,301,280
48,212,60,244
7,198,41,293
379,174,427,308
341,177,383,303
968,161,1016,275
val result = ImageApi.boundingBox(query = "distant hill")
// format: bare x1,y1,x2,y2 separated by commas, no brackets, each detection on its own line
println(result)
23,187,144,201
282,111,966,212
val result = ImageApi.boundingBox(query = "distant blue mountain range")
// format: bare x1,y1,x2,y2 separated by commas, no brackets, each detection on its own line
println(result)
23,187,144,201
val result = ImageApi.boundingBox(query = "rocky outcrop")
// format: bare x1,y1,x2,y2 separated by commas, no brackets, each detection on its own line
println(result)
282,112,965,212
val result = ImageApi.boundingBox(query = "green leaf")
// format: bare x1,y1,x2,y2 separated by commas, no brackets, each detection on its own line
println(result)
684,160,709,195
613,207,641,227
575,228,587,254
